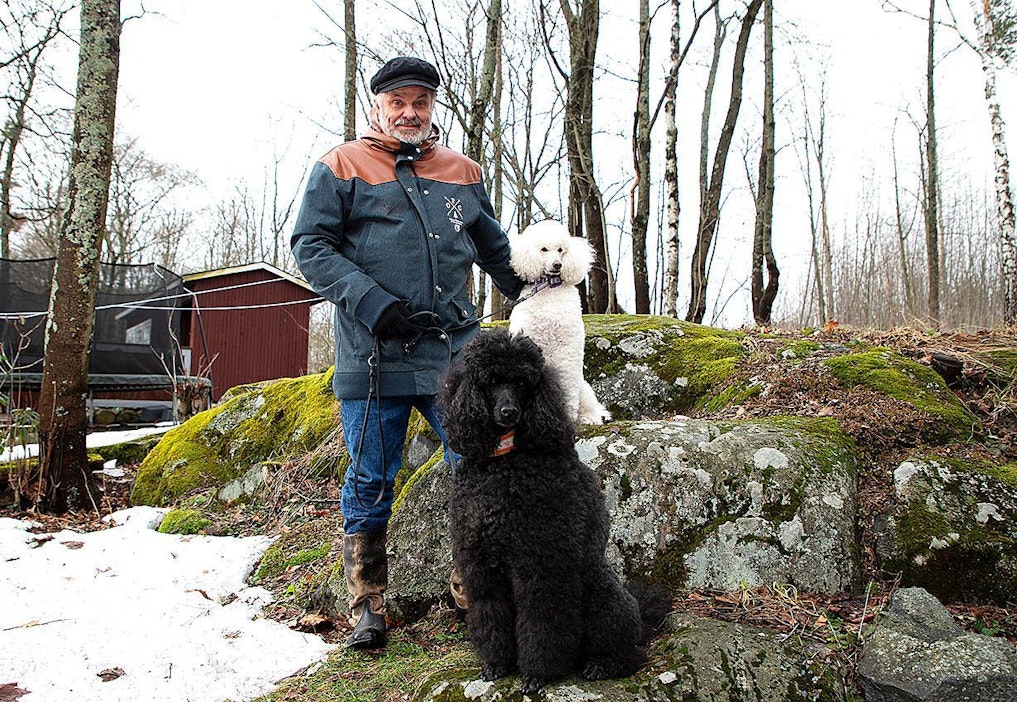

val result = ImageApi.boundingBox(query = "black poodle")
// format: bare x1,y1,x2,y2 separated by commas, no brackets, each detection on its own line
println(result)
438,328,666,694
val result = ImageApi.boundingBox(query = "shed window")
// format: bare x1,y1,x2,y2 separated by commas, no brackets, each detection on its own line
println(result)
126,318,152,345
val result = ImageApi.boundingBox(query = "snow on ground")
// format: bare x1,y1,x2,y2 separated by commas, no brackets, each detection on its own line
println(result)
0,424,175,463
0,506,333,701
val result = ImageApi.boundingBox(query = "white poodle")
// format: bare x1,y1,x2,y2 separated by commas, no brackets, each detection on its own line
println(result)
508,220,611,425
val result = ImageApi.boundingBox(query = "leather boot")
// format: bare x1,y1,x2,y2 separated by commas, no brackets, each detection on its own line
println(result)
343,530,388,649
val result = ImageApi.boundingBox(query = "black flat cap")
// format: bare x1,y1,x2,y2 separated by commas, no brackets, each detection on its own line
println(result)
370,56,440,94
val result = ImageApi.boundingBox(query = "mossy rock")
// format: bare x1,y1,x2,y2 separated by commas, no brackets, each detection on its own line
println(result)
875,457,1017,603
583,314,745,418
823,347,980,442
93,434,166,466
157,508,212,535
412,613,850,701
131,370,339,506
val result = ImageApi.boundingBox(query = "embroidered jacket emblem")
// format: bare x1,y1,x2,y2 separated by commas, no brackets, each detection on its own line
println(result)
445,197,464,232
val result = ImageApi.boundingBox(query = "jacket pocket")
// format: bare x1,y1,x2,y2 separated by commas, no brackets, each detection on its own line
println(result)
451,297,477,325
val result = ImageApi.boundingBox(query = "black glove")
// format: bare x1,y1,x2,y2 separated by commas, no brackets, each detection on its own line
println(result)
374,300,420,339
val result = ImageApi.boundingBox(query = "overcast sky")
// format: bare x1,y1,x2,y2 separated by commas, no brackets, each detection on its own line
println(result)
97,0,1017,321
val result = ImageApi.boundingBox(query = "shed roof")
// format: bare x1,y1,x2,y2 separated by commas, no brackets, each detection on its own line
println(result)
182,262,322,301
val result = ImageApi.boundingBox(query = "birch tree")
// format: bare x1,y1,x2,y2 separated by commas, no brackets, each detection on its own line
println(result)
37,0,121,513
660,0,719,317
968,0,1017,321
661,0,682,317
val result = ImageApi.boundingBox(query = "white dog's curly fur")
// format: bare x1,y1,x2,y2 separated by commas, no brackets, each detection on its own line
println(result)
508,220,611,425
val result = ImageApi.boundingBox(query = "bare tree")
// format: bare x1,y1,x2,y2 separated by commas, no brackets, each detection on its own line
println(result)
344,0,357,141
37,0,121,513
923,0,942,325
542,0,616,312
750,0,778,324
630,0,654,313
104,137,197,271
1,0,73,258
661,0,682,317
687,0,762,324
499,7,567,231
659,0,719,317
791,59,834,327
966,0,1016,321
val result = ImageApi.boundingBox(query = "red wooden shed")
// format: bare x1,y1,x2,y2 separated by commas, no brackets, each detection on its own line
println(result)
181,262,323,401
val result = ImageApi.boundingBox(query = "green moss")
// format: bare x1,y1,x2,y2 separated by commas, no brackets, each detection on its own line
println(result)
582,315,745,414
392,449,446,515
94,434,165,466
699,379,763,413
157,508,212,535
778,339,822,359
894,500,952,546
131,370,338,506
718,416,857,472
256,537,333,581
823,348,979,440
983,463,1017,488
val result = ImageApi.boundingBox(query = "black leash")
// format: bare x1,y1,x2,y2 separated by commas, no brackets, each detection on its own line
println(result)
351,275,562,508
352,337,386,509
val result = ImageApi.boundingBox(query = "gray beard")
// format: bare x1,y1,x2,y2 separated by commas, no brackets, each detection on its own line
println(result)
382,123,428,146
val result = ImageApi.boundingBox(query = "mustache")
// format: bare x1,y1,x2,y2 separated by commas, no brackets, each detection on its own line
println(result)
395,119,422,127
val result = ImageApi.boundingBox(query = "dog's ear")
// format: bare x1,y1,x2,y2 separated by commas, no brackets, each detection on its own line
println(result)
517,364,575,450
439,359,497,458
560,235,595,285
509,232,545,283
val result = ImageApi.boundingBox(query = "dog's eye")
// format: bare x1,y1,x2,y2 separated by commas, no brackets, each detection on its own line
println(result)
558,248,564,253
540,247,548,252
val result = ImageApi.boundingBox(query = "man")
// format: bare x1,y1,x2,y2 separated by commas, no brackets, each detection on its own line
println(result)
290,56,523,649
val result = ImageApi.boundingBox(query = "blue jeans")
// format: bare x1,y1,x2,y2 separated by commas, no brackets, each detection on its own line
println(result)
340,395,449,534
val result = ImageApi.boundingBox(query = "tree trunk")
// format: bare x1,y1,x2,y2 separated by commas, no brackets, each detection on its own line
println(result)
687,0,761,324
892,120,916,316
343,0,357,141
37,0,121,514
661,0,681,317
467,0,502,165
630,0,652,314
751,0,778,325
971,0,1017,323
924,0,941,325
557,0,615,313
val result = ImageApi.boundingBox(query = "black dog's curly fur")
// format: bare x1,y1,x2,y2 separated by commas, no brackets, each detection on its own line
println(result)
439,329,664,693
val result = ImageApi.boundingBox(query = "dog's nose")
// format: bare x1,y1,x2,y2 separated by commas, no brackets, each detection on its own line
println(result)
551,261,562,271
498,405,519,424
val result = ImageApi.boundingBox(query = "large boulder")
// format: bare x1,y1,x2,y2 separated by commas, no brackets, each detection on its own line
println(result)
873,457,1017,603
413,612,848,701
386,416,860,620
582,315,745,419
858,587,1017,701
131,371,340,506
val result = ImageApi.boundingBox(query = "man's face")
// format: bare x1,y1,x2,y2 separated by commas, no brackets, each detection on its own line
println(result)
375,87,435,145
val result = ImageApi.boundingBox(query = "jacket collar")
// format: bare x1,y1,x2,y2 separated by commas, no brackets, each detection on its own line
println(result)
362,126,440,158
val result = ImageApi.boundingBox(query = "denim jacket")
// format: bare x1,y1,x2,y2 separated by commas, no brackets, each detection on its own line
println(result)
291,128,523,399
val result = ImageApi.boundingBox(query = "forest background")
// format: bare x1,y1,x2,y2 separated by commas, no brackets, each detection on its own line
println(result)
3,0,1016,377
